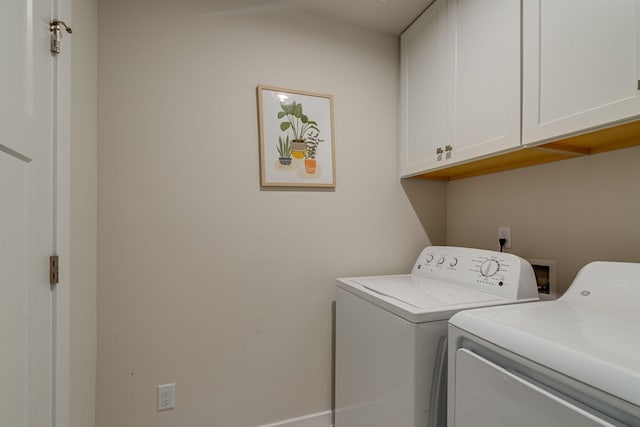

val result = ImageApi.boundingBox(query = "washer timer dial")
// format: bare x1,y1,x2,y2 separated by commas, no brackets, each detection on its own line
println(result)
480,259,500,277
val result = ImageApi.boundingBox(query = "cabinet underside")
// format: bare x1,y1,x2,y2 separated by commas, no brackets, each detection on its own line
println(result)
412,119,640,181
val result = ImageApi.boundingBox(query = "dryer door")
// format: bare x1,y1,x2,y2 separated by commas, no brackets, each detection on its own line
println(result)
453,349,619,427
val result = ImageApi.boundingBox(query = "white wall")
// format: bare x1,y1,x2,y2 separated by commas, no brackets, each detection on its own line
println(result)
97,1,445,426
70,0,98,425
447,146,640,293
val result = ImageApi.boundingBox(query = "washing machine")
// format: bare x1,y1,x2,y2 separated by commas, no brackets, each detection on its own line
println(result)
448,261,640,427
335,246,539,427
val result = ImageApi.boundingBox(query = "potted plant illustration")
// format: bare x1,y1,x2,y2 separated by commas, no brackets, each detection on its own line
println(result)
278,100,319,159
276,134,292,166
304,131,323,174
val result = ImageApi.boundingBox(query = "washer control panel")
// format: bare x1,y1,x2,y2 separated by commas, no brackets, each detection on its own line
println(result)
474,256,509,287
411,246,538,300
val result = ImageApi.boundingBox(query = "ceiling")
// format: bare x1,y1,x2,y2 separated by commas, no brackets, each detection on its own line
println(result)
198,0,434,35
297,0,434,35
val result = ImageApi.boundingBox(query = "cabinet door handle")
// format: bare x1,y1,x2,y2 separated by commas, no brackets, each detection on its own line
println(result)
436,147,444,155
445,145,453,152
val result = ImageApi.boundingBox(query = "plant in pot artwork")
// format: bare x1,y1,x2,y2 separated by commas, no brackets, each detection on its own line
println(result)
304,130,323,174
278,100,319,159
257,85,335,187
276,134,292,166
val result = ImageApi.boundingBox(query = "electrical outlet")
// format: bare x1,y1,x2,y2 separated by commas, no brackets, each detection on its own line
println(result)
157,383,175,411
498,226,511,249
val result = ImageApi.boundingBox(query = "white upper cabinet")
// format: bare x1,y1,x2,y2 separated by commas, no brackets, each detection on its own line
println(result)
447,0,521,164
522,0,640,145
400,0,448,176
400,0,521,177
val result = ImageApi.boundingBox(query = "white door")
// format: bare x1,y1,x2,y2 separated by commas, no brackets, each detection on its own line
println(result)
400,0,521,177
447,0,521,163
522,0,640,144
453,349,620,427
400,0,449,177
1,0,59,426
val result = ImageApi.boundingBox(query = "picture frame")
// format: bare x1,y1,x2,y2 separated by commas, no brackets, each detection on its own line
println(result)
257,85,336,188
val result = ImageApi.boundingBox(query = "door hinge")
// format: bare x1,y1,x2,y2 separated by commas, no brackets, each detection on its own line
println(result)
50,20,73,55
50,256,59,285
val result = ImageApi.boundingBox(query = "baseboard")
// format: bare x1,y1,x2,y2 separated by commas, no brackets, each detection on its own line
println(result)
257,410,333,427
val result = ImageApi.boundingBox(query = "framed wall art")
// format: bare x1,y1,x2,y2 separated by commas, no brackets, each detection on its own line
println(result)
257,85,336,188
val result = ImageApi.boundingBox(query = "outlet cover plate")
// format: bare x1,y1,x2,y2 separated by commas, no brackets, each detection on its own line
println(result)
498,226,511,249
157,383,175,411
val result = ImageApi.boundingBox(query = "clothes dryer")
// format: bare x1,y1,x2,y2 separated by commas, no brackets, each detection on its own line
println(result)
448,261,640,427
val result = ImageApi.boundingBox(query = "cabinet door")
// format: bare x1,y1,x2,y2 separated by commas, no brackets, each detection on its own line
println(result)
400,0,448,177
523,0,640,145
447,0,521,164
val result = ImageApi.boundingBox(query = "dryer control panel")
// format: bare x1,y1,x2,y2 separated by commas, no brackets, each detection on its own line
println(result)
412,246,539,300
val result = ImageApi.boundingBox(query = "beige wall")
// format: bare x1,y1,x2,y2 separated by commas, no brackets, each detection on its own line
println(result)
96,1,445,426
446,146,640,294
70,0,98,425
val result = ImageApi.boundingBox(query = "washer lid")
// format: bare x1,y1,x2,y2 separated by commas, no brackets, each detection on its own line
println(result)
338,275,511,323
353,275,501,309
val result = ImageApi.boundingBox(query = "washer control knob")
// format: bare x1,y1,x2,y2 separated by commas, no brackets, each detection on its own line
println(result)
425,254,434,263
449,257,458,267
437,256,445,265
480,259,500,277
